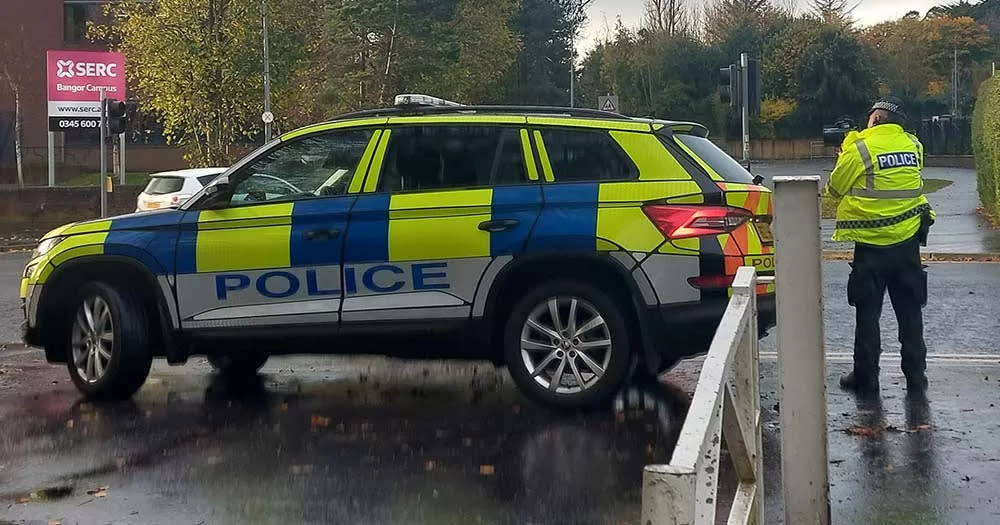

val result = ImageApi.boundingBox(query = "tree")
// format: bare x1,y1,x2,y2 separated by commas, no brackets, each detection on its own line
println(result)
704,0,784,61
503,0,592,106
644,0,687,36
96,0,320,166
0,22,28,187
794,26,877,123
809,0,857,28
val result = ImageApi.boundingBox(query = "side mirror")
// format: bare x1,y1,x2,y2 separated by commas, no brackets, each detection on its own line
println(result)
204,178,229,196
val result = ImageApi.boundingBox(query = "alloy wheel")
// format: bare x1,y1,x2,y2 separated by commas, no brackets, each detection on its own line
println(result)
519,296,613,394
70,295,114,383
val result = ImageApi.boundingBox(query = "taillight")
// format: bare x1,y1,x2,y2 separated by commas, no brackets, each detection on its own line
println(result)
642,205,751,240
688,275,736,289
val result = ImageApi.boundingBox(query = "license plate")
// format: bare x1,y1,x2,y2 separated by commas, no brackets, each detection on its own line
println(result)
744,255,775,272
145,202,160,209
755,221,773,242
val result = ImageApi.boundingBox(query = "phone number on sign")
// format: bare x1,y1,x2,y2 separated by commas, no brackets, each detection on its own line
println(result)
57,120,100,129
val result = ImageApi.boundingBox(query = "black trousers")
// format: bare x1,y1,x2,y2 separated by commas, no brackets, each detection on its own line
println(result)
848,237,928,381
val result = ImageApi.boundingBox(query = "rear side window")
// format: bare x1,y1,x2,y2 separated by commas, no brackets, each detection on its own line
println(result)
196,174,221,186
675,134,754,184
380,126,527,192
144,176,184,195
537,129,637,182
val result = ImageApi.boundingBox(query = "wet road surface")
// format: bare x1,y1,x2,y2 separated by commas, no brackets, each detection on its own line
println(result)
3,348,999,524
1,354,694,525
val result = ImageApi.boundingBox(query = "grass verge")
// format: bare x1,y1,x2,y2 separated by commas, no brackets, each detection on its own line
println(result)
822,178,953,219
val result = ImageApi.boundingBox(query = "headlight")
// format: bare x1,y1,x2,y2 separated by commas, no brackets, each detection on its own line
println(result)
32,236,66,259
23,262,38,279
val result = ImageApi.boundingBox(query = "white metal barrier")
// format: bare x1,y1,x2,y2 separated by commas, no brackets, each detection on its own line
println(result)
641,175,831,524
641,266,765,525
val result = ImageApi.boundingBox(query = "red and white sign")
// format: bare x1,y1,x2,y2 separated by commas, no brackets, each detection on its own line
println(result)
46,50,126,131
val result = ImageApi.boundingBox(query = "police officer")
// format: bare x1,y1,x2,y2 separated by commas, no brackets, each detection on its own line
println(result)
824,97,934,395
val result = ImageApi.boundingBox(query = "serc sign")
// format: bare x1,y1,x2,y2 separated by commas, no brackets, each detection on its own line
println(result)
46,50,125,132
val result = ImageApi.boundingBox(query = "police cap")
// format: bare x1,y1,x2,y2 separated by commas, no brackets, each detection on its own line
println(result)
869,96,907,120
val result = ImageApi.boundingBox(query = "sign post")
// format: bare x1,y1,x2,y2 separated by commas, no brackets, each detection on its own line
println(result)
99,89,108,218
598,95,620,113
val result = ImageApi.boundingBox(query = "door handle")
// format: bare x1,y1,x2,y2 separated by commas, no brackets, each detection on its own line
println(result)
304,229,340,241
478,219,520,233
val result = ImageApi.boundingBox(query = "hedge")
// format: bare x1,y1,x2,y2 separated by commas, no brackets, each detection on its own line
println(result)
972,77,1000,222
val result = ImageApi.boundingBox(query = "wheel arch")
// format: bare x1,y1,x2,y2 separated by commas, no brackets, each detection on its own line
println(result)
36,254,178,362
480,253,664,372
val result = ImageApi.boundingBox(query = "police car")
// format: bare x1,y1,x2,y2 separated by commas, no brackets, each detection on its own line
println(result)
19,95,776,408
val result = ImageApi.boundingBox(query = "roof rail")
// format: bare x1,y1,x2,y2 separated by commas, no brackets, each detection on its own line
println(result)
331,105,631,122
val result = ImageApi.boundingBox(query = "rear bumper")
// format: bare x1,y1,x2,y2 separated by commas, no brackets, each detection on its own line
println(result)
651,294,776,361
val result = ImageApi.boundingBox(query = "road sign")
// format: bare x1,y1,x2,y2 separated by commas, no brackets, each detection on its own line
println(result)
47,50,126,132
262,111,274,124
598,95,620,113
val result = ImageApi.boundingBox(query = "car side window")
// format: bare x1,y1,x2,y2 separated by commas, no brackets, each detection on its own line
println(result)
228,129,374,206
538,129,637,182
379,126,527,192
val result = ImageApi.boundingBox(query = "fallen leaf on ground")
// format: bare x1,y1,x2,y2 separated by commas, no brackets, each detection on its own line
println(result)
15,496,30,504
48,521,62,525
479,464,496,475
86,486,108,498
310,415,330,428
844,426,882,436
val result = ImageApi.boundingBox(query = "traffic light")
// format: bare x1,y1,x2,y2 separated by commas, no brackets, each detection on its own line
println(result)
104,99,127,136
747,59,761,116
719,65,739,107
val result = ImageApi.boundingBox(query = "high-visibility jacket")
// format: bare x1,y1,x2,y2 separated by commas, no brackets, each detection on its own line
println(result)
825,123,935,246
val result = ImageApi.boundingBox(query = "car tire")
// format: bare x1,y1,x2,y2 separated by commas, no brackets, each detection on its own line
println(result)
65,282,153,400
207,352,269,376
504,279,632,409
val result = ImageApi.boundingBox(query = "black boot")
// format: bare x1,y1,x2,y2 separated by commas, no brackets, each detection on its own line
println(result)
905,373,928,395
840,371,879,394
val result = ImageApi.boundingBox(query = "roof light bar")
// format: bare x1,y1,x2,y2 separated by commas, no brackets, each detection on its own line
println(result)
394,94,463,108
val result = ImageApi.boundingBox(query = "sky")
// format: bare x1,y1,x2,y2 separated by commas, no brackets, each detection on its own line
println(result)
583,0,944,49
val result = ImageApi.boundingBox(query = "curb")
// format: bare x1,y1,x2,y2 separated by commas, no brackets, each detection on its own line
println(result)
823,251,1000,262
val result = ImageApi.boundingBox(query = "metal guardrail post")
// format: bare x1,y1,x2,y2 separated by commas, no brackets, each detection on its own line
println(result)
772,176,831,524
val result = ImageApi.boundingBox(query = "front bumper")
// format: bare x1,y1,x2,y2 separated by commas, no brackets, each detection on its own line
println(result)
654,293,777,360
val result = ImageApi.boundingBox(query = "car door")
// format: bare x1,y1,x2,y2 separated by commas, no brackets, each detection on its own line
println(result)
339,122,542,322
175,128,380,330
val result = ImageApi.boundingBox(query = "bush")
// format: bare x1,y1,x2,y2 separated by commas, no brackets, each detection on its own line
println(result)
972,77,1000,221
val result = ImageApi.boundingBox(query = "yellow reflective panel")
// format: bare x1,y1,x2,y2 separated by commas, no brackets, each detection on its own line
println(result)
64,220,112,235
387,115,526,125
280,117,389,141
196,204,293,272
520,129,539,181
667,194,706,204
610,131,691,181
349,130,382,194
596,207,664,253
533,130,554,182
388,190,492,262
596,238,620,251
390,189,492,210
659,237,700,254
19,278,28,299
42,223,74,240
41,232,110,278
526,117,651,132
364,129,393,193
598,181,702,203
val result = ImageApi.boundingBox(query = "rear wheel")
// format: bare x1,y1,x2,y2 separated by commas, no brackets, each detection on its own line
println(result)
207,352,269,376
66,282,152,399
504,280,632,409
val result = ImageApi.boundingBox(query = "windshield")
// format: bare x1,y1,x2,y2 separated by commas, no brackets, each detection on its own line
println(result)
675,134,755,184
144,176,185,195
196,174,222,186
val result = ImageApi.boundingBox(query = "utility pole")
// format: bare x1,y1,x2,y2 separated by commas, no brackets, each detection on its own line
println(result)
570,55,575,108
741,53,750,169
952,48,959,116
262,0,273,141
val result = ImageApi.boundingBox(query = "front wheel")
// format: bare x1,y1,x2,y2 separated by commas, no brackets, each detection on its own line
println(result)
65,282,152,399
504,280,632,409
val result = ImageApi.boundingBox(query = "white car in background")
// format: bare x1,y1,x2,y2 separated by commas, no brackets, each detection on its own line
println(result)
136,168,227,211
